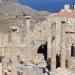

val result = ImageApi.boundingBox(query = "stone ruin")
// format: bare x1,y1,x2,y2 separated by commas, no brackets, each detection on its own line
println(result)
0,3,75,75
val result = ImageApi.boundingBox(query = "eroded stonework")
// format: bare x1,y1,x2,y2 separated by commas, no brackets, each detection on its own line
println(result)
1,4,75,75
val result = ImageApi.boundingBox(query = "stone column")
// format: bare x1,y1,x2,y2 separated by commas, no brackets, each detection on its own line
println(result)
26,16,31,34
47,20,51,59
56,20,61,55
10,26,18,45
25,16,31,60
11,55,17,75
47,37,51,59
47,17,52,70
47,29,51,71
51,22,56,75
61,21,66,70
10,45,17,75
26,16,31,47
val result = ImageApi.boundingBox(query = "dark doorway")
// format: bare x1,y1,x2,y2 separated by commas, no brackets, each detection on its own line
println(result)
71,44,75,57
56,54,60,68
37,42,47,61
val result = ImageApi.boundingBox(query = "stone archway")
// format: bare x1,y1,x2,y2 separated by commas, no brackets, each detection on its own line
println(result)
37,42,47,61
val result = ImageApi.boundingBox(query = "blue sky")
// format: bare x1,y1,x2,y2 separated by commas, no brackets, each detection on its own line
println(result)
18,0,75,12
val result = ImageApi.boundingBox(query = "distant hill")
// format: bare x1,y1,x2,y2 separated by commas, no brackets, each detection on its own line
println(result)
0,0,50,17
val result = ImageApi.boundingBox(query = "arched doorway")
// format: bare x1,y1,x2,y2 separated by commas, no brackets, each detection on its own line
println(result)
37,42,47,61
